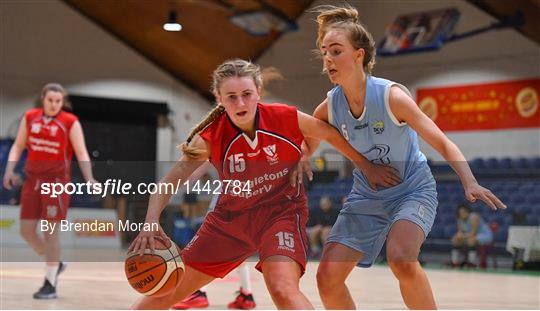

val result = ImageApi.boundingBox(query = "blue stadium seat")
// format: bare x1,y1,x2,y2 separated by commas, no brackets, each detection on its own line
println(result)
526,194,540,206
443,224,456,239
499,158,512,169
526,215,539,226
514,204,532,215
441,214,455,225
429,226,444,239
485,157,499,169
509,195,526,206
470,158,485,170
529,157,540,169
512,157,529,169
494,226,508,242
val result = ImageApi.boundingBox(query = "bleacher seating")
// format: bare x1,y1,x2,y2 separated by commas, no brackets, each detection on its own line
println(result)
307,156,540,250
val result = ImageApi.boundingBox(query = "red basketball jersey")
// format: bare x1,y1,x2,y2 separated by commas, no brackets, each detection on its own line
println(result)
24,108,78,176
199,103,306,211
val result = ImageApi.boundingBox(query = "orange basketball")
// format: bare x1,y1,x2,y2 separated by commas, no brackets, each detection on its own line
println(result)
125,237,184,297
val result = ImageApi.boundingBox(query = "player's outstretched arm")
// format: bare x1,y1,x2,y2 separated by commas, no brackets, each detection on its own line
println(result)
297,111,401,190
129,135,210,255
388,85,506,210
3,117,27,189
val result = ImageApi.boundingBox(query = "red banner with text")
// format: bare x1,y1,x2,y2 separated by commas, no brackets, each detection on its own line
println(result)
416,78,540,131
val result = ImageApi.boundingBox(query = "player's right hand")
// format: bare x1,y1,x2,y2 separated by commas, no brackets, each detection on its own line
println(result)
2,171,16,190
362,162,402,191
127,223,169,256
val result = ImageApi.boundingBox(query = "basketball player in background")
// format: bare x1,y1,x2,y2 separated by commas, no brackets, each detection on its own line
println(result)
303,5,507,309
3,83,98,299
129,59,399,309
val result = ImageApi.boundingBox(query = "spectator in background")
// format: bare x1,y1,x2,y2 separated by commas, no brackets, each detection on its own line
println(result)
308,196,340,257
451,203,493,267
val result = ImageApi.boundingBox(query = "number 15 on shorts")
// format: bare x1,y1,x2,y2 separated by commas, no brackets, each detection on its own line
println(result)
275,231,295,252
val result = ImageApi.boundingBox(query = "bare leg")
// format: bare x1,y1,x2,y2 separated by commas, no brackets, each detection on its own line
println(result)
42,221,60,264
131,265,215,310
261,255,313,309
320,226,332,245
20,220,45,256
316,242,363,309
386,220,437,310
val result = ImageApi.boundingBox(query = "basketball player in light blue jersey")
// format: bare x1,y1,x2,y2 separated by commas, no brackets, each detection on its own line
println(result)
304,5,506,309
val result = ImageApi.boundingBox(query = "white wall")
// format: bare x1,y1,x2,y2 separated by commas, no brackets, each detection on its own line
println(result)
0,1,211,166
259,0,540,160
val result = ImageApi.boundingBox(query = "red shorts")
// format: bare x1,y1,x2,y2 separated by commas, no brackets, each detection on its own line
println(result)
20,175,71,221
181,200,309,278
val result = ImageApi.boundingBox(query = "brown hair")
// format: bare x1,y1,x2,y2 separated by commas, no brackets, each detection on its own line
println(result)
181,59,281,158
313,4,376,74
37,82,72,111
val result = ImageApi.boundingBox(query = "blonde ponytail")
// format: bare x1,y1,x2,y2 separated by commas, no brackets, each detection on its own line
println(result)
180,105,225,158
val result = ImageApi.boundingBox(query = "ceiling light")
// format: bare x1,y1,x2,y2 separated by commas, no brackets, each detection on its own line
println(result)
163,10,182,32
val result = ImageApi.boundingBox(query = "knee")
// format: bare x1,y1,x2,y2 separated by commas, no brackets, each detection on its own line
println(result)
316,262,344,294
42,230,59,243
387,248,419,281
267,279,298,304
20,226,37,240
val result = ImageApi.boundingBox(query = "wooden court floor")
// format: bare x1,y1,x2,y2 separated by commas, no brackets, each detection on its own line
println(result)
1,261,538,309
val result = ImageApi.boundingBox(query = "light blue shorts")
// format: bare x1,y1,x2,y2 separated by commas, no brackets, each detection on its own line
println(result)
326,188,438,268
476,231,493,245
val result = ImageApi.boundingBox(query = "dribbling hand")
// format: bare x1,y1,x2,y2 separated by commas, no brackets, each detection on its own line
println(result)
127,223,170,256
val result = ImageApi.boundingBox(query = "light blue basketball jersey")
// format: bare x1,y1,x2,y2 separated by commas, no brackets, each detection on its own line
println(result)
327,75,436,206
458,213,491,236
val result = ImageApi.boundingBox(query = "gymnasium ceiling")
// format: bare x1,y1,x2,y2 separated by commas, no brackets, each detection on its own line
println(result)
63,0,538,102
63,0,314,100
466,0,540,45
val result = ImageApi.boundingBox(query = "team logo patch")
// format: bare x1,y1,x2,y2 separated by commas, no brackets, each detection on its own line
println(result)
49,125,59,137
31,123,41,134
373,120,385,134
263,144,279,165
46,205,58,218
418,204,426,219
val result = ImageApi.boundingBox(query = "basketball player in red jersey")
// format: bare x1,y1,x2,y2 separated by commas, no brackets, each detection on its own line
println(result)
129,59,399,310
3,83,97,299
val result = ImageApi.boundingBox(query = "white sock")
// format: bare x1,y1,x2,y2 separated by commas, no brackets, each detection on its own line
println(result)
451,249,461,264
45,264,59,285
200,285,208,292
238,264,252,294
468,250,477,264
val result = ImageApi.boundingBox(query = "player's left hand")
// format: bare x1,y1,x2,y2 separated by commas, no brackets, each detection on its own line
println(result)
464,182,506,210
290,154,313,187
